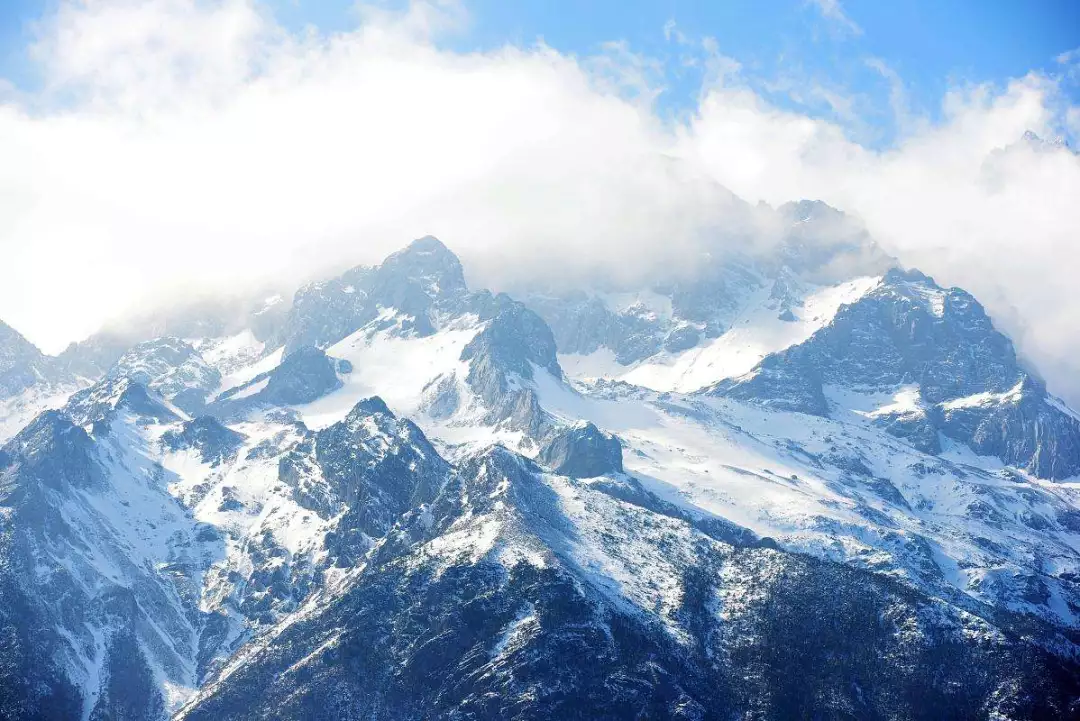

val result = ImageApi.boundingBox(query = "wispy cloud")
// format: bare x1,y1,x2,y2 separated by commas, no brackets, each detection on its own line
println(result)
864,57,919,134
807,0,863,37
1057,46,1080,84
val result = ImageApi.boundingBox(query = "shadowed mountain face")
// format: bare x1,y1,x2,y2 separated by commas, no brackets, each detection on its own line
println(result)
708,268,1080,479
177,446,1080,721
3,221,1080,720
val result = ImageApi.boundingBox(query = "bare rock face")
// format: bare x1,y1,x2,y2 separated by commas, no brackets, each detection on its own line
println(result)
161,416,246,466
273,236,470,354
458,297,563,435
538,421,623,478
211,345,344,417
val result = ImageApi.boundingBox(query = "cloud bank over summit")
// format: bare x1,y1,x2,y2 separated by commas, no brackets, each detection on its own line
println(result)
1,0,1078,404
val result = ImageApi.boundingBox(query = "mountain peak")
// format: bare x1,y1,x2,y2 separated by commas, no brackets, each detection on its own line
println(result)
1021,129,1072,152
0,320,45,365
779,198,844,224
883,266,935,286
275,237,471,353
0,318,63,398
63,376,180,428
405,234,452,254
377,235,467,298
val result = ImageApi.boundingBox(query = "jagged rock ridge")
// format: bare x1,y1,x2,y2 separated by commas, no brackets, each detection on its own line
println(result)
1,221,1080,720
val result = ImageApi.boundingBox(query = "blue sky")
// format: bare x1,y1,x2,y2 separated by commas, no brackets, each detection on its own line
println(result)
3,0,1079,143
460,0,1080,124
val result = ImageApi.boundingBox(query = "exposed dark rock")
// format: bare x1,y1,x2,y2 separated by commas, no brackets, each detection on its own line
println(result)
709,352,829,416
162,416,246,466
460,299,562,434
937,382,1080,480
262,346,342,405
872,410,942,455
1,410,103,492
279,397,450,567
211,346,343,417
538,422,623,478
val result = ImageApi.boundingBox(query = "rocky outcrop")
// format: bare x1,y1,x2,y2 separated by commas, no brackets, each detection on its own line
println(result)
281,397,450,567
64,377,180,429
107,337,221,413
212,346,344,417
273,236,470,354
538,422,623,478
459,298,562,435
936,380,1080,480
260,346,342,405
161,416,246,466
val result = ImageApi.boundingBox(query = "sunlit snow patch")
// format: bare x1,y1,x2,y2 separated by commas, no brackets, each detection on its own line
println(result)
561,276,880,392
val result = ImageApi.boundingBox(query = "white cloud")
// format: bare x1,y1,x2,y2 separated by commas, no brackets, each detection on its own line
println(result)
1,0,1079,409
684,72,1080,403
807,0,863,37
864,57,918,134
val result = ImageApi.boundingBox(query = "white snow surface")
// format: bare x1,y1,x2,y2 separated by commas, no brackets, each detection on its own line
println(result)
193,330,266,378
215,346,284,398
530,369,1080,629
294,313,482,430
0,382,86,443
562,276,880,392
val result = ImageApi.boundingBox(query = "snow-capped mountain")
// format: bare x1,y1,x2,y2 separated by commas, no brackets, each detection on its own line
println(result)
3,215,1080,719
0,321,88,444
0,321,59,398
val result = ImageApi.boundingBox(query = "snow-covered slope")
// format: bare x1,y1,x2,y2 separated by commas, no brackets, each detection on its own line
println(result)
1,374,453,718
4,226,1080,720
561,275,881,392
176,442,1080,721
0,320,89,444
531,372,1080,630
298,310,482,428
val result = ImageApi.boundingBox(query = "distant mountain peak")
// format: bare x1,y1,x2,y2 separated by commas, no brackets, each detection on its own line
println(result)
1021,129,1072,152
0,318,67,398
405,234,453,254
377,234,468,298
778,198,846,224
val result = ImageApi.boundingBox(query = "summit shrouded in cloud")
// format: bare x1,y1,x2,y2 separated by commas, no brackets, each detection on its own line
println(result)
0,0,1077,398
